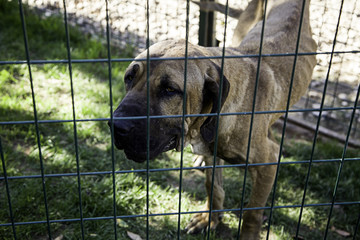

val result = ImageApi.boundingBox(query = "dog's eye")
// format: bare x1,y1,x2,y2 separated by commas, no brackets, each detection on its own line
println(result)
166,87,175,93
164,87,179,96
125,75,132,84
158,75,182,98
160,86,181,98
124,75,133,90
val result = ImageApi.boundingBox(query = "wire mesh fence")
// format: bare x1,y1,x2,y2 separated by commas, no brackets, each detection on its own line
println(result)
22,0,360,141
0,0,359,239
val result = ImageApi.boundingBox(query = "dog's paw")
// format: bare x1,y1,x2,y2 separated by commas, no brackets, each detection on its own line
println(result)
185,212,221,234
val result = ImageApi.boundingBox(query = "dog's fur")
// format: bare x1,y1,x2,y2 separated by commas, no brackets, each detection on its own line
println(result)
109,0,317,239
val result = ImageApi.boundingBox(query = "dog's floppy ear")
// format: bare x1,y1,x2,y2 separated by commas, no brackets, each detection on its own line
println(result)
200,63,230,143
124,62,144,91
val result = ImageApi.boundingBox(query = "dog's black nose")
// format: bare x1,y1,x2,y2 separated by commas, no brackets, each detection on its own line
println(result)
108,119,135,136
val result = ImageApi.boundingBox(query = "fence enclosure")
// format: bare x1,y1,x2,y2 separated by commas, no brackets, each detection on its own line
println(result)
0,0,359,239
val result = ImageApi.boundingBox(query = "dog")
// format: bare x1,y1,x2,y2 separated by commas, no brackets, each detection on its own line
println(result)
109,0,317,239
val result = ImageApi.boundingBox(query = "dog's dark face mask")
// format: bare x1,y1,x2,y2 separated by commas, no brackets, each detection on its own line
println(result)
108,92,181,163
108,41,230,163
108,60,184,163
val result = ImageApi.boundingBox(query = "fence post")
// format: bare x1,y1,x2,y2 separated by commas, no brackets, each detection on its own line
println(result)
198,0,217,47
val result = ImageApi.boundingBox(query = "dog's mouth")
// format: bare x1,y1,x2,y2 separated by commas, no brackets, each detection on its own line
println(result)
165,135,178,151
114,134,178,162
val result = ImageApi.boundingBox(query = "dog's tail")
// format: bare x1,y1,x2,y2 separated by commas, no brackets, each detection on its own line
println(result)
191,1,243,19
192,0,265,47
231,0,264,47
193,0,314,50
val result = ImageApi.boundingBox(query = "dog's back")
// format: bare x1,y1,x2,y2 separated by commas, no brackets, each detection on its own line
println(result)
238,0,317,120
240,0,316,54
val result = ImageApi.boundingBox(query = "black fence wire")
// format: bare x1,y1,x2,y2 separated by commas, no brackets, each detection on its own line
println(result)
0,0,360,239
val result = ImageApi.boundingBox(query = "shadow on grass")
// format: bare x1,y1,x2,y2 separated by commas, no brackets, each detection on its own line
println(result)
1,104,359,239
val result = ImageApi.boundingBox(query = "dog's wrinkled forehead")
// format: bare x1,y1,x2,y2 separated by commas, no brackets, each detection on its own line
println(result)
125,40,205,91
124,60,186,93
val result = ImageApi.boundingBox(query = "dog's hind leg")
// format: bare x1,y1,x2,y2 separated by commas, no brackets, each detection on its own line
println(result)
240,139,278,240
186,156,225,234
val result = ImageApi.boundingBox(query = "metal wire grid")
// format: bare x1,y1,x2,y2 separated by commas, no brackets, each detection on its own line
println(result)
0,0,360,239
297,0,360,141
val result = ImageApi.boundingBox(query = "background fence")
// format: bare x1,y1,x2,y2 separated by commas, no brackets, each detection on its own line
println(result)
23,0,360,142
0,0,359,239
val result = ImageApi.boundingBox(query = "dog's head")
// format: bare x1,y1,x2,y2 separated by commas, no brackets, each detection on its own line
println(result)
109,40,230,162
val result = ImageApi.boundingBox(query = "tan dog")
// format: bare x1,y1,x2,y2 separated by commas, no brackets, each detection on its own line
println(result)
109,0,317,239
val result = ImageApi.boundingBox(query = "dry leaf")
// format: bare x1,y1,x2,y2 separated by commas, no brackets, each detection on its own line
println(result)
292,236,305,240
127,231,143,240
54,235,64,240
331,226,351,237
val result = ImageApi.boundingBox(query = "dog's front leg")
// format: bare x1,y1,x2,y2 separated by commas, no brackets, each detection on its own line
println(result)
186,156,225,234
240,140,278,240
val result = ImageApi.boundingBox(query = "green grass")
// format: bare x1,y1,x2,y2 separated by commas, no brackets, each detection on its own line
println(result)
1,0,360,239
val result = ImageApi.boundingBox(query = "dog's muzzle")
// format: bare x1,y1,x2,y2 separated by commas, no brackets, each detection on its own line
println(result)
108,116,179,163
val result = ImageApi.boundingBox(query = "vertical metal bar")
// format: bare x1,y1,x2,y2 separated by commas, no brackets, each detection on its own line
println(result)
0,138,17,239
304,86,311,111
266,0,307,238
104,0,118,238
62,0,85,238
146,0,151,239
353,110,359,139
198,0,216,47
304,0,327,112
17,0,52,238
295,1,345,239
354,209,360,240
236,0,269,239
177,0,190,239
206,1,228,239
324,83,359,238
330,0,357,108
